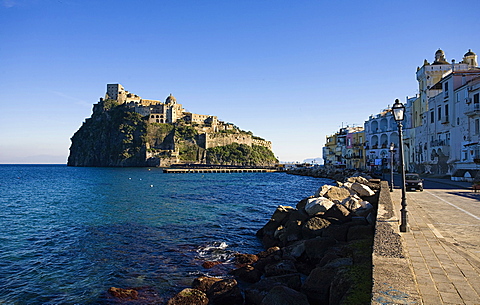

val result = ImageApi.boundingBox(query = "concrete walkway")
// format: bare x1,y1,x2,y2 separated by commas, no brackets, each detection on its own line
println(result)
381,178,480,305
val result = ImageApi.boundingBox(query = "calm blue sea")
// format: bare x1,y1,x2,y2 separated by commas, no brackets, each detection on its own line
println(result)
0,165,332,304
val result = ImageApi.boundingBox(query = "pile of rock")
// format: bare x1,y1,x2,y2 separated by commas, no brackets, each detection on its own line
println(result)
164,175,379,305
287,167,373,183
257,176,377,249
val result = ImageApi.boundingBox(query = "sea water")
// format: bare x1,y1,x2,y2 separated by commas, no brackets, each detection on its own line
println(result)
0,165,333,304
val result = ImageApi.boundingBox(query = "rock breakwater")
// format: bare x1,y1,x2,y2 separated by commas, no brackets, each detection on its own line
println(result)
287,166,373,182
109,173,379,304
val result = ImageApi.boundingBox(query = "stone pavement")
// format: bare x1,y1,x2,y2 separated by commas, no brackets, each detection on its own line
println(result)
373,178,480,305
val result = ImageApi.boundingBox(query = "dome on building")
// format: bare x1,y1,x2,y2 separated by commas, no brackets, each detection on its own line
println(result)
464,49,476,57
433,49,449,65
166,93,177,103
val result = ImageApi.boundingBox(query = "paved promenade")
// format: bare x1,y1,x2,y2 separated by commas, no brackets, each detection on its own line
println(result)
373,178,480,304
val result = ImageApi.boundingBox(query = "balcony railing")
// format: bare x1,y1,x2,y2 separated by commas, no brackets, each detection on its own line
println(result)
431,139,449,147
465,104,480,116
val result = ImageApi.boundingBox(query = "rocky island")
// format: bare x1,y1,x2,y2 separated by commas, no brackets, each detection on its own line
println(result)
68,84,277,167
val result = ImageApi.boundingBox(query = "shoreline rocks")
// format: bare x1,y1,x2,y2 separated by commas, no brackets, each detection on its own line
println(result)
163,172,379,305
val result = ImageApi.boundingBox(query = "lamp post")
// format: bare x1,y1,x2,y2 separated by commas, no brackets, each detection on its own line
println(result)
389,143,395,192
392,99,408,232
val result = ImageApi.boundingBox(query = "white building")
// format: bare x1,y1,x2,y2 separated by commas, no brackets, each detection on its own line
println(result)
410,49,480,178
364,109,399,171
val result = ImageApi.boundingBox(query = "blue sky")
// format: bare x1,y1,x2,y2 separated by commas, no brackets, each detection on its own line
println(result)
1,0,479,164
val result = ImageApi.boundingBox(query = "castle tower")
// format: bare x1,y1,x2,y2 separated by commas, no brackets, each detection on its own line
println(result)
414,49,456,128
164,94,184,123
463,49,478,67
106,84,126,103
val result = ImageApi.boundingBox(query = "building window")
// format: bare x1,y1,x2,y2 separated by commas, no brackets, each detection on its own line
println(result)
474,93,479,104
476,119,480,135
438,107,441,121
430,111,434,123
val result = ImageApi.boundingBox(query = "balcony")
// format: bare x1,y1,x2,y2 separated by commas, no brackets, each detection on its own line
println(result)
465,104,480,117
344,154,363,160
430,139,450,148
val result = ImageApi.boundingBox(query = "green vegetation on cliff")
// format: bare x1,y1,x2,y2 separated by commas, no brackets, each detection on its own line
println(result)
68,101,147,166
206,143,277,166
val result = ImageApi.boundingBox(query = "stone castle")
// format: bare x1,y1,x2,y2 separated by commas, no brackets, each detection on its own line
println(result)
102,84,272,151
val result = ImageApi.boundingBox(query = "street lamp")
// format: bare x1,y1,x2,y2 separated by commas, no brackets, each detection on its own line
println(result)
392,99,408,232
389,143,395,192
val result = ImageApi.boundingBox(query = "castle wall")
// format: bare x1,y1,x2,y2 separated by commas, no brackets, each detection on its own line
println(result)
204,133,253,149
140,99,162,106
253,138,273,150
149,113,167,123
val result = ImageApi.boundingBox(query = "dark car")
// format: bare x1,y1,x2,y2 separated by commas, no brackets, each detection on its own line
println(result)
405,173,424,191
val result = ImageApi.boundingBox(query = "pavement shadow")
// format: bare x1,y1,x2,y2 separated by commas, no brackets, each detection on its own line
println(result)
445,191,480,201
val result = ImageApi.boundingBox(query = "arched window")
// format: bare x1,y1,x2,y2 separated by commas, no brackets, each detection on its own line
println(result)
156,119,159,123
371,135,379,148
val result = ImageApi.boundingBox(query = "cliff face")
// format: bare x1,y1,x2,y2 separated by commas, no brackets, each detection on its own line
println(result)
67,100,148,167
68,99,277,167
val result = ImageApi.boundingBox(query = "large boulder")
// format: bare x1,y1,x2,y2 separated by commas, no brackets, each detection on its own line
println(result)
324,186,352,202
282,240,306,259
322,224,349,242
244,275,302,305
270,205,295,223
304,197,334,216
264,259,298,277
166,288,208,305
341,195,363,211
207,279,243,305
260,285,310,305
314,184,332,197
329,267,355,305
235,253,259,265
296,196,314,211
257,206,296,247
346,176,370,184
323,203,352,223
301,266,337,304
302,216,331,238
278,219,303,245
230,265,262,283
257,247,281,259
351,182,375,197
192,276,223,292
304,236,337,261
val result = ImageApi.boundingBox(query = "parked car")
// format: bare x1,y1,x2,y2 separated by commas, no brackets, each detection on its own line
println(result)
405,173,424,191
